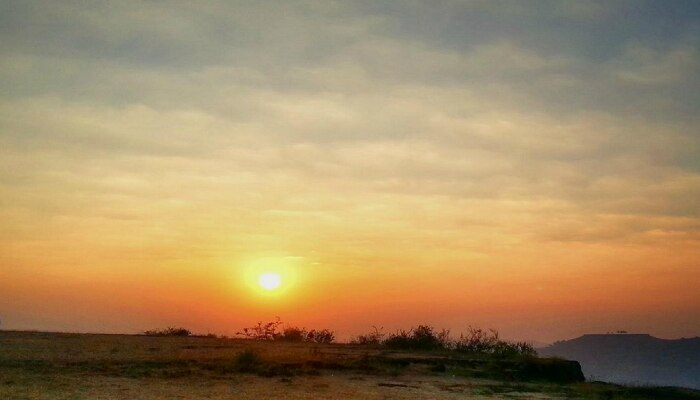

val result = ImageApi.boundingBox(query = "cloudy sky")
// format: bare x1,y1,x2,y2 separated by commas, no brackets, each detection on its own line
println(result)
1,1,699,341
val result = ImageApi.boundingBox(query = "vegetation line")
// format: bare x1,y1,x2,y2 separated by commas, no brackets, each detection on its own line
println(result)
143,319,536,357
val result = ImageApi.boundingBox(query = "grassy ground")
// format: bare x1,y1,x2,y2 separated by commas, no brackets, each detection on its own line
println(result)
1,331,699,399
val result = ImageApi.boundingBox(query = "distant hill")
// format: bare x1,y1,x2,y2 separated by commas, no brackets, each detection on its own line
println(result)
539,334,700,389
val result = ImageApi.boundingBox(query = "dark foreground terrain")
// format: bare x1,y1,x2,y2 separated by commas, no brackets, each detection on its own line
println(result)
1,331,699,399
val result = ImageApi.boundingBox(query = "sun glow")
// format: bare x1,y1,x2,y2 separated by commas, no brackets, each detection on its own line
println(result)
240,256,301,297
258,272,282,291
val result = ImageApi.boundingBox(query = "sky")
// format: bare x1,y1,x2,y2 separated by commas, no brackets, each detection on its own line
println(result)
1,0,699,343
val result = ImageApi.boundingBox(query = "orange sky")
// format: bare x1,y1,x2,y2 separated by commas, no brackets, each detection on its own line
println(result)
1,1,699,342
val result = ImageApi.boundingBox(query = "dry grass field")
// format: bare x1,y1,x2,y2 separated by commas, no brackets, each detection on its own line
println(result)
1,331,699,400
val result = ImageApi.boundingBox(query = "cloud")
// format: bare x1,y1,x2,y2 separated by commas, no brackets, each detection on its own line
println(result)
1,1,698,280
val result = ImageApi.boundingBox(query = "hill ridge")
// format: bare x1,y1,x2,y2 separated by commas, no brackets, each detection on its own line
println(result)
540,333,700,389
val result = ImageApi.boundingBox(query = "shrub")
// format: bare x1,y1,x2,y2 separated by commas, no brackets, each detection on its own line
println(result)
278,326,307,342
238,318,283,340
277,326,335,343
493,341,537,358
351,326,385,345
383,325,446,351
376,324,536,357
453,326,537,357
436,328,452,349
382,329,412,348
454,326,500,353
143,327,192,337
233,349,261,372
238,319,334,343
306,329,335,344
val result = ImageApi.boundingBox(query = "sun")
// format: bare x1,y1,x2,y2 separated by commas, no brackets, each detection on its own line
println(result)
258,272,282,291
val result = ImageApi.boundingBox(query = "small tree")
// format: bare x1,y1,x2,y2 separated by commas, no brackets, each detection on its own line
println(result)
238,318,283,340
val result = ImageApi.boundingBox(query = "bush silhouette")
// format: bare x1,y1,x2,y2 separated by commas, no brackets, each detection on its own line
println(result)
143,327,191,337
492,341,537,357
236,319,533,356
383,325,448,351
238,319,335,343
306,329,335,344
351,323,536,357
453,326,536,357
454,326,500,353
350,326,385,345
237,318,284,340
279,326,306,342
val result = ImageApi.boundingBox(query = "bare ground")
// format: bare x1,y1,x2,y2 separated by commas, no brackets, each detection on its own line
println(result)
1,331,698,400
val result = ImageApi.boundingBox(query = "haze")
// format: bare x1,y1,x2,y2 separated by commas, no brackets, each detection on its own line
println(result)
1,1,699,343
